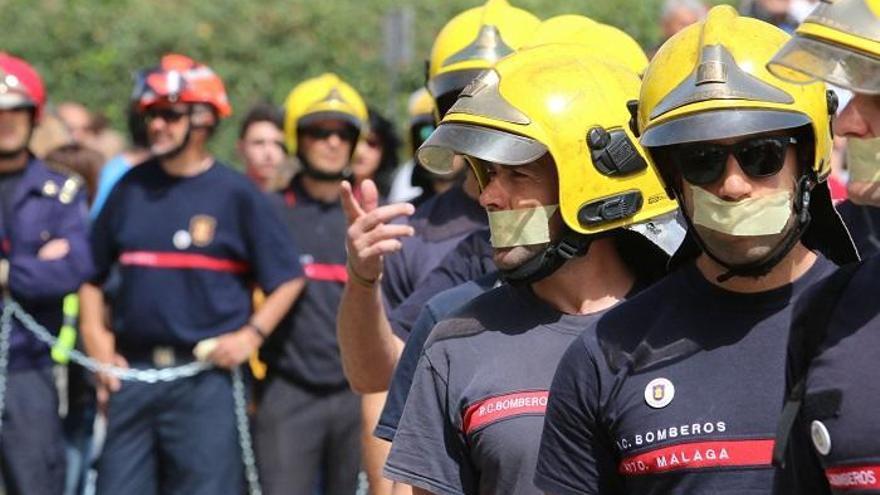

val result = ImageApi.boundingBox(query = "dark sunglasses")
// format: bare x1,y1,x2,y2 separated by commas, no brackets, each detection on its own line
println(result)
300,126,358,142
672,135,798,186
145,107,189,123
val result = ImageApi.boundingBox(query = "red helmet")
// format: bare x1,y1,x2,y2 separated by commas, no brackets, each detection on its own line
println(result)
139,54,232,118
0,53,46,120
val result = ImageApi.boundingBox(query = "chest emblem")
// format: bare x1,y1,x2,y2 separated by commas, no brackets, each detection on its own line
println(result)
189,215,217,247
645,377,676,409
811,420,832,456
172,230,192,250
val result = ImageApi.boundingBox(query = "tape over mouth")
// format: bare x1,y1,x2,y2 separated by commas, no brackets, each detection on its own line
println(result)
417,122,548,175
488,205,558,248
691,186,793,236
846,136,880,183
768,35,880,95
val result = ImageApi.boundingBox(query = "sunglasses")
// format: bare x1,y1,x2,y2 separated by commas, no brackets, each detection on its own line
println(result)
672,135,798,186
145,107,189,123
300,126,358,142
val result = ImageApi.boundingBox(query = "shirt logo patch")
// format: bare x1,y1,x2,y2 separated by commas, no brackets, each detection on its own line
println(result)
645,377,675,409
461,390,548,434
189,215,217,247
811,420,832,456
172,230,192,250
619,438,774,475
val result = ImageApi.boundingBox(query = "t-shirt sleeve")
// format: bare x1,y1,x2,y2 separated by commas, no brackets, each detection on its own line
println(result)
535,337,623,495
244,190,304,292
384,350,473,495
89,183,122,285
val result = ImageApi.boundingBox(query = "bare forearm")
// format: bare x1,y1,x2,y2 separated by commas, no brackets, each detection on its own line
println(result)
78,283,114,360
252,277,304,339
337,283,403,393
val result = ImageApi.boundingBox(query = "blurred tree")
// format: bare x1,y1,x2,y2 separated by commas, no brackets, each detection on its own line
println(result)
1,0,732,162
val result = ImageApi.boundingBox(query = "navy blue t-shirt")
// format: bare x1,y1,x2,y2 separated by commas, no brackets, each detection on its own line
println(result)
385,283,623,495
260,178,352,391
375,272,499,442
836,200,880,259
793,254,880,494
388,228,493,340
381,184,486,312
90,159,302,350
535,256,836,495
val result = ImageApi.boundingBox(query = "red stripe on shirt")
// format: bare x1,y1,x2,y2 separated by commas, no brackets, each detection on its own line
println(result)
825,465,880,490
461,391,549,434
303,263,348,283
119,251,249,274
618,439,775,475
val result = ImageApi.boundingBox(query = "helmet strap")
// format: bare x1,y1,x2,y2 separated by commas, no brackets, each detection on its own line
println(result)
501,226,593,285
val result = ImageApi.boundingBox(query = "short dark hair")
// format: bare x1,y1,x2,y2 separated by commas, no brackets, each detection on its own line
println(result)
239,102,283,139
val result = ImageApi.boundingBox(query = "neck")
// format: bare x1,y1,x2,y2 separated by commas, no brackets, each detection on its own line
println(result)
0,150,29,174
696,242,817,293
301,174,341,202
160,145,212,177
531,238,636,315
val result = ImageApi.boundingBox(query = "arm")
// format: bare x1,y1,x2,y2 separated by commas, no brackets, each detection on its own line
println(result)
337,179,414,393
79,282,127,412
8,192,93,301
208,277,304,369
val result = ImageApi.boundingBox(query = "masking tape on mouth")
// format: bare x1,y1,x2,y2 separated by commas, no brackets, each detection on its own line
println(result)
692,186,792,237
847,137,880,183
488,205,558,248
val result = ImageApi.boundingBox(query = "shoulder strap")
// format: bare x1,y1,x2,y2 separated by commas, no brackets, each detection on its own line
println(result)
773,262,860,467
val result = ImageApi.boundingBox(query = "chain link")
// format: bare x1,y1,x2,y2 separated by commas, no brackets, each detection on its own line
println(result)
0,297,262,495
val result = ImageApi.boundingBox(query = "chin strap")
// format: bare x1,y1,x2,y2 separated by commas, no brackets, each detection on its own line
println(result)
297,153,353,182
691,175,813,283
500,228,594,285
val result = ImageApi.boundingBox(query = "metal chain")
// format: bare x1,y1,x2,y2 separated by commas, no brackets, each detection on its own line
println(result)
0,297,262,495
232,367,262,495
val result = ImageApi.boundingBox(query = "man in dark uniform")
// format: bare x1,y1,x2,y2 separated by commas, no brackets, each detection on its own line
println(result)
382,43,680,495
535,7,858,495
256,72,368,495
767,1,880,491
0,52,93,495
79,54,304,495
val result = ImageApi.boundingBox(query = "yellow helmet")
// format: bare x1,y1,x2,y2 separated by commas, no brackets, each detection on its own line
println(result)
638,5,835,180
427,0,540,119
282,73,368,154
408,87,435,128
524,15,650,75
418,43,678,238
767,0,880,94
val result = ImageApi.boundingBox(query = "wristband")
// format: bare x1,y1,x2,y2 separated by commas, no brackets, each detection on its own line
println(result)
245,322,268,341
346,259,381,288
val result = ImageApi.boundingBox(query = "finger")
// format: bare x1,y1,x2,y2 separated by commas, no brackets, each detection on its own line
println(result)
114,354,129,369
359,239,405,259
355,203,416,234
355,224,415,252
360,179,380,213
339,181,365,224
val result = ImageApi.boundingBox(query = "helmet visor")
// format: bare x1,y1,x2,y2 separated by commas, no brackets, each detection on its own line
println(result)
428,68,487,115
298,110,362,130
768,36,880,95
417,122,547,175
640,108,812,148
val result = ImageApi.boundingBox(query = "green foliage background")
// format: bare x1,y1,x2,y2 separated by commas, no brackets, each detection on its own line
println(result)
1,0,732,163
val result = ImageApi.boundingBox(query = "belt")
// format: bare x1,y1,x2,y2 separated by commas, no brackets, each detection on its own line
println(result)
118,345,196,368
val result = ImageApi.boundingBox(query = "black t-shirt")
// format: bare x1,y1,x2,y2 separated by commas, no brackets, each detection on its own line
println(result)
260,178,351,391
535,256,837,495
388,228,494,340
90,159,302,349
384,283,618,495
836,200,880,259
796,255,880,494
